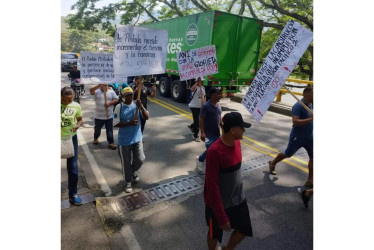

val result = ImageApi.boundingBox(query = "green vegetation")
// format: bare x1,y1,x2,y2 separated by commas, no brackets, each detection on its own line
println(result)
61,17,114,53
63,0,313,80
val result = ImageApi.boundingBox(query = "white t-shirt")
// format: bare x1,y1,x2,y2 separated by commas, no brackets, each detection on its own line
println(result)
188,86,205,108
94,89,118,119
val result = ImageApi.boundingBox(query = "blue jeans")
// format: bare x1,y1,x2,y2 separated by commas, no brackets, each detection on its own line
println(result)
66,134,78,198
198,136,219,162
94,118,114,144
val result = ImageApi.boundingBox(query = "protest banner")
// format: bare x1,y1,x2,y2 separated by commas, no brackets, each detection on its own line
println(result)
80,52,115,84
114,25,168,81
242,20,313,122
177,45,218,81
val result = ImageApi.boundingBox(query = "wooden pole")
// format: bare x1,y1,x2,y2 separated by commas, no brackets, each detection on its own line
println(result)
283,85,313,115
104,87,109,119
199,81,204,105
133,76,143,121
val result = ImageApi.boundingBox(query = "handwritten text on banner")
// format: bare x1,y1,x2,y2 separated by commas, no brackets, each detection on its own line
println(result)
242,20,313,122
80,52,114,84
114,25,168,80
177,45,218,81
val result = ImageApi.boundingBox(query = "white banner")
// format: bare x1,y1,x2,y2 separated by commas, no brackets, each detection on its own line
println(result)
114,25,168,81
242,20,313,122
80,52,115,84
177,45,218,81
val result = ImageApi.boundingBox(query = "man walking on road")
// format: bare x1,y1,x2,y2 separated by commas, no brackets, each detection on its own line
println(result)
268,86,314,188
196,87,222,174
61,86,84,205
114,87,150,193
188,77,206,142
90,84,118,149
204,112,253,250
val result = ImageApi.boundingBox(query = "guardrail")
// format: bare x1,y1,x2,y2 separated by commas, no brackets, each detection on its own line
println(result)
275,78,313,102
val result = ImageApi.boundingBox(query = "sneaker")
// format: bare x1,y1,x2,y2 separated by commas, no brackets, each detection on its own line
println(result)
108,143,117,150
192,135,200,142
298,188,310,208
93,139,99,145
132,171,140,182
304,181,313,188
124,182,133,193
187,124,194,133
196,156,206,174
268,161,277,175
69,195,83,205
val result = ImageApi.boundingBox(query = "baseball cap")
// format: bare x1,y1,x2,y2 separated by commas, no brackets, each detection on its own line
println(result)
209,87,221,95
222,112,251,131
122,87,134,96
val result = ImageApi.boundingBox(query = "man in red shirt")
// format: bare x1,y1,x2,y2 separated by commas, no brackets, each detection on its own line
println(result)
204,112,252,250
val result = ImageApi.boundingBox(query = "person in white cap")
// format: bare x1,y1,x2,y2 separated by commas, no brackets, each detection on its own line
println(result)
89,83,118,149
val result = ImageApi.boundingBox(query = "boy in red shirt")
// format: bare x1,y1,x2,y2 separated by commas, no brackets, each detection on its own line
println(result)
204,112,252,250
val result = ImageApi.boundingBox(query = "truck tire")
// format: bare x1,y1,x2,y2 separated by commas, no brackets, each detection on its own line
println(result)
159,77,171,97
171,80,187,103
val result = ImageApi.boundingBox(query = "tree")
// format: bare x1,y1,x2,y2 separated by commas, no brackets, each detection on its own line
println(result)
66,0,313,79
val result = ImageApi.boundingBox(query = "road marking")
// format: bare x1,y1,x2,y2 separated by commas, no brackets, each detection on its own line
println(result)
149,98,192,120
153,98,191,115
243,135,308,166
150,98,309,172
240,141,308,173
120,225,142,250
77,130,112,196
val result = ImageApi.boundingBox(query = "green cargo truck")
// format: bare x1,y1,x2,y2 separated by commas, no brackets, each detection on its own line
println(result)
141,10,263,102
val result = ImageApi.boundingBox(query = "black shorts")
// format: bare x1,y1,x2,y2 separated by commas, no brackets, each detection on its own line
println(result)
205,200,253,242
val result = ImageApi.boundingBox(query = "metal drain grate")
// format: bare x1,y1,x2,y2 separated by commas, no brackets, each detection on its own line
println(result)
116,175,204,213
113,151,310,214
241,154,273,175
113,154,280,214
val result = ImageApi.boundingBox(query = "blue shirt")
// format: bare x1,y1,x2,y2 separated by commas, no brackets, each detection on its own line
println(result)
290,98,313,138
200,100,222,138
113,102,142,146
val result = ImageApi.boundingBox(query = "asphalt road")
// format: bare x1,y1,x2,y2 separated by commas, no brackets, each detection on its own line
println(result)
61,73,312,250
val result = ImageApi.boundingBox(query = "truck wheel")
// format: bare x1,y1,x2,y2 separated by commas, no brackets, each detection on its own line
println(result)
171,80,187,103
159,77,171,97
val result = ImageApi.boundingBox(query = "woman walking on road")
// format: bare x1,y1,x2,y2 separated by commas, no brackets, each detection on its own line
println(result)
61,86,84,205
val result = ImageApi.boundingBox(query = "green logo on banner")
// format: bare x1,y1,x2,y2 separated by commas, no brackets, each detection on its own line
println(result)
186,23,198,46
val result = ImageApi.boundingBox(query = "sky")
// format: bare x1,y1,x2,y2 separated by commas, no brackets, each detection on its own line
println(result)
61,0,119,16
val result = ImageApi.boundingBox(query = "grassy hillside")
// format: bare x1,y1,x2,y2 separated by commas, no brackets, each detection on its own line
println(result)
61,16,68,31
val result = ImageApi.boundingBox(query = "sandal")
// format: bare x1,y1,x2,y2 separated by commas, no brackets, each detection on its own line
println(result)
268,161,277,175
304,181,313,188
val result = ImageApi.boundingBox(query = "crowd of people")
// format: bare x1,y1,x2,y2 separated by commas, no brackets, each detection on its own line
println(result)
61,75,313,249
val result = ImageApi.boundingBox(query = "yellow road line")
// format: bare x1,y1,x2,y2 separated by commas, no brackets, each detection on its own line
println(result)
150,98,308,172
240,141,308,173
149,98,192,120
243,135,280,153
152,98,191,115
243,135,308,165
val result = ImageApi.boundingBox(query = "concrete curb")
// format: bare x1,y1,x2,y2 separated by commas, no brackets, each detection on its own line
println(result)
230,93,292,117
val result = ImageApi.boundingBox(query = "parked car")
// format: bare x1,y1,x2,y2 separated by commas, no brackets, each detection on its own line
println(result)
61,52,79,72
